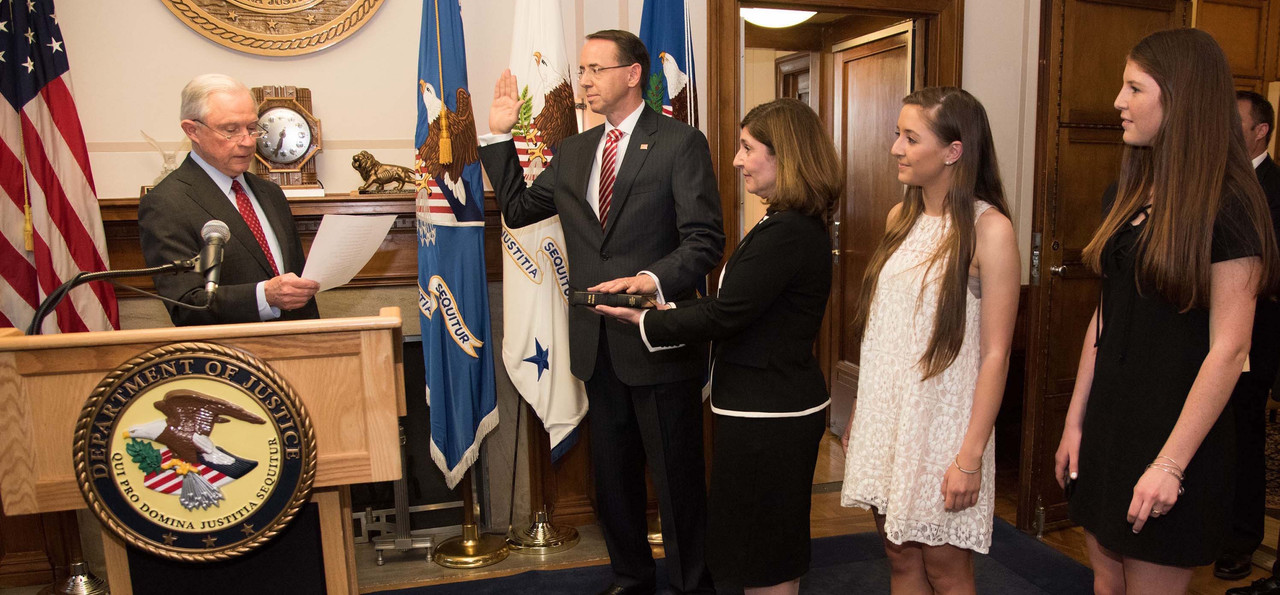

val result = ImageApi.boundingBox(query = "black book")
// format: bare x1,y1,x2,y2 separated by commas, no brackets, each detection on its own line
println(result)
569,290,659,309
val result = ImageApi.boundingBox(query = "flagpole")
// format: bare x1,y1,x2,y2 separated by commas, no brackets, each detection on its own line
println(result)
506,400,579,554
433,0,452,164
432,469,509,568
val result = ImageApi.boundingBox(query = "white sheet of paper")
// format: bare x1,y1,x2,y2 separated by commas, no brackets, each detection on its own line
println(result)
301,214,397,291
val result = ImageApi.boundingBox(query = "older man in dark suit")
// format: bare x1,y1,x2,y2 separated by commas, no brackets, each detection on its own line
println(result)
479,30,722,595
139,74,318,327
1222,90,1280,593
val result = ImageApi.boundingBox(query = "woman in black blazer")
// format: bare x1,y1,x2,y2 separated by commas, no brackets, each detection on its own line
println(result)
596,98,842,594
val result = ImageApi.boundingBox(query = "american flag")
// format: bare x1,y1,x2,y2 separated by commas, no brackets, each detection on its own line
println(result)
0,0,117,333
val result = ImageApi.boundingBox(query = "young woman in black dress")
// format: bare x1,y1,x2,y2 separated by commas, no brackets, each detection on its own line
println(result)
1054,29,1279,593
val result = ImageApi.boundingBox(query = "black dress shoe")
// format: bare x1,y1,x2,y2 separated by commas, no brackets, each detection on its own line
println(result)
596,583,656,595
1226,575,1280,595
1217,554,1256,581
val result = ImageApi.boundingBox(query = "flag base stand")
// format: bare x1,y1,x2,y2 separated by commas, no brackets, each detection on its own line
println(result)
433,523,510,568
507,508,579,554
433,471,509,568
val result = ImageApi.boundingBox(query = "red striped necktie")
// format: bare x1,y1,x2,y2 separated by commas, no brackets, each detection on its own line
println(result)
231,180,280,276
598,129,624,229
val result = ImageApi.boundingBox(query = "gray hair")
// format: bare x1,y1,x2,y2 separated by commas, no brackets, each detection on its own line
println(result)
180,74,254,121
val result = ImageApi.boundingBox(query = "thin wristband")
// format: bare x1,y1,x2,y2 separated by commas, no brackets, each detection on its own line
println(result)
1155,455,1184,473
954,455,980,475
1145,463,1184,482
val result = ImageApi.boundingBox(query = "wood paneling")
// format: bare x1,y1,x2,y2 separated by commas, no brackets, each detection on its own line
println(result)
828,33,911,412
1199,0,1280,97
1021,0,1188,532
0,310,405,516
101,192,505,297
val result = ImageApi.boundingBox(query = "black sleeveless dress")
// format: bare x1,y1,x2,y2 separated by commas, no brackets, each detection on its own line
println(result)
1068,188,1261,566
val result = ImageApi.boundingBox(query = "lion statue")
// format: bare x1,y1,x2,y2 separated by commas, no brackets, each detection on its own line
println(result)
352,150,420,193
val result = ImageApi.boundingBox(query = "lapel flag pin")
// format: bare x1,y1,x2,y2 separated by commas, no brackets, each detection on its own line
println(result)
640,144,649,150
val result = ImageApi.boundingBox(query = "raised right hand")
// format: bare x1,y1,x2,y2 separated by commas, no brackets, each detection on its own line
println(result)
489,69,521,135
1053,425,1081,490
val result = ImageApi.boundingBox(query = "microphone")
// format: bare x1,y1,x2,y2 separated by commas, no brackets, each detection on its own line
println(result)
198,220,230,296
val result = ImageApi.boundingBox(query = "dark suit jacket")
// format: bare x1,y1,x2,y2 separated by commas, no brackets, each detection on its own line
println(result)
642,210,832,413
1250,155,1280,384
479,106,724,385
138,156,318,326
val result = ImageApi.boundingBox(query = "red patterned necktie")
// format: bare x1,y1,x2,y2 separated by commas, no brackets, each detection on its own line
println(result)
598,129,624,229
231,179,280,276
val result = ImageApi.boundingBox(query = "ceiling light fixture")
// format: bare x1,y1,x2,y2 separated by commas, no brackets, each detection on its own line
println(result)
740,8,817,29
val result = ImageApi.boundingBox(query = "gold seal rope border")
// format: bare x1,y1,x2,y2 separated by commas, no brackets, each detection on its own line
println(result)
72,341,318,563
161,0,383,57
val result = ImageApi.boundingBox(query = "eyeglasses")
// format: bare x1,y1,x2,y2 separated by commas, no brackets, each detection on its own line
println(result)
194,119,268,141
576,64,632,82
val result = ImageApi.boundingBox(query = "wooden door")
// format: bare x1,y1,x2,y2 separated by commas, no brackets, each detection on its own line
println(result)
828,31,912,434
1018,0,1187,533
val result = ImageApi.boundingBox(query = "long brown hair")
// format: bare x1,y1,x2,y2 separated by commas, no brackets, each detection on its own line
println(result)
740,98,843,220
1083,28,1279,309
852,87,1009,379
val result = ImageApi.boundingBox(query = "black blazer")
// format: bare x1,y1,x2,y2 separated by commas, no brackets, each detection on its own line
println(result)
642,210,832,413
138,156,318,326
479,106,724,385
1249,155,1280,383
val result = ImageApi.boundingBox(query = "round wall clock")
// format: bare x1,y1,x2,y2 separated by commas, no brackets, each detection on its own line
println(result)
161,0,384,57
258,107,313,164
250,86,323,193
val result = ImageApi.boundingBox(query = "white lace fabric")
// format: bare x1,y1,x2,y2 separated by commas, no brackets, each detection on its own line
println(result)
841,201,996,554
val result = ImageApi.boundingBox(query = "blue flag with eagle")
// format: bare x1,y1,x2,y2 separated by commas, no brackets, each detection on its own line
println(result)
639,0,698,126
415,0,496,489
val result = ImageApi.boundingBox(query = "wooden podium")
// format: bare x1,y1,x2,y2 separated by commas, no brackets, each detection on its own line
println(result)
0,307,406,594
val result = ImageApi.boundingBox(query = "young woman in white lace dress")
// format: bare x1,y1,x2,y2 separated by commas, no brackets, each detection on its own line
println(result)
840,87,1021,594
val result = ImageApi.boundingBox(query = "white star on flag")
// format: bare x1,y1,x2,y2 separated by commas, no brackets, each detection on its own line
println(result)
21,56,33,72
46,38,59,53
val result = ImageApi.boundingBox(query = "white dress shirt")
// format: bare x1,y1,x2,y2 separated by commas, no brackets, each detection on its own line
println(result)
189,151,284,321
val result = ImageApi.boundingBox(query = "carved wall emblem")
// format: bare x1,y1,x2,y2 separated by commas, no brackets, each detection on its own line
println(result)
74,342,316,562
161,0,384,57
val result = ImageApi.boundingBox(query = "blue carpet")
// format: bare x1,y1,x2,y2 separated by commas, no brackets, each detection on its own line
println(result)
376,518,1093,594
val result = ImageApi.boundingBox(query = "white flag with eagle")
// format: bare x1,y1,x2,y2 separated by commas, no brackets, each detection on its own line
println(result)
502,0,586,460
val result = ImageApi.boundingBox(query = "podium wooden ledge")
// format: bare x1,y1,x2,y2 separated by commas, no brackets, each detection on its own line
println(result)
0,307,406,595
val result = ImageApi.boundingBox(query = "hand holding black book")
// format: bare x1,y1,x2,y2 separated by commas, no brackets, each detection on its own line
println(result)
569,290,659,309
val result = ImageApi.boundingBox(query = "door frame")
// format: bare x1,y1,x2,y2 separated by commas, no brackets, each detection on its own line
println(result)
706,0,965,407
708,0,964,252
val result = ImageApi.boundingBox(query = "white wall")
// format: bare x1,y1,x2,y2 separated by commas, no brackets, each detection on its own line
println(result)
59,0,707,199
962,0,1041,283
60,0,1030,276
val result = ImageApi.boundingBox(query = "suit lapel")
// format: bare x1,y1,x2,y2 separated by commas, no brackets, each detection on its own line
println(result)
724,213,773,275
177,158,275,277
603,107,657,239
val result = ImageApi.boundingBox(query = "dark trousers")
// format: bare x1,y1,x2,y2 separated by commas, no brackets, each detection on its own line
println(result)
1226,370,1272,560
584,327,713,593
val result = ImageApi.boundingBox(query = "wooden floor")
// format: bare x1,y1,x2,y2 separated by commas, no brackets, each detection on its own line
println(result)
347,430,1279,592
810,431,1280,594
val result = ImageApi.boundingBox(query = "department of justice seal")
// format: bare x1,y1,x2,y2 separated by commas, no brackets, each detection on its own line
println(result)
73,342,316,562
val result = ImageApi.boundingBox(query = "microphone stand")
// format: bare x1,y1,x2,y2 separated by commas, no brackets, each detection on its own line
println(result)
25,258,202,335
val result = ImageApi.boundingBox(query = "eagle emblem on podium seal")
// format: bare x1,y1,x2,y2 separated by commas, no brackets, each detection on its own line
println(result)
73,342,316,562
